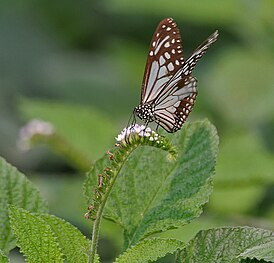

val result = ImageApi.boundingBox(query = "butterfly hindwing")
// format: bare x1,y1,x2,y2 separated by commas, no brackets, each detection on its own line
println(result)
154,76,197,132
182,30,219,75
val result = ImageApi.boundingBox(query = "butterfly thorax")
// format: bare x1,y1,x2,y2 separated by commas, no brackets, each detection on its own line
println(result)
134,103,155,122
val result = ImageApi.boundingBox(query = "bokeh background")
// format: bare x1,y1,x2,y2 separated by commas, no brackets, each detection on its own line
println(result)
1,1,274,262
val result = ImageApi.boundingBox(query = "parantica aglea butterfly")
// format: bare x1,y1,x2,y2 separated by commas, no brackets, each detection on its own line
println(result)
133,18,219,132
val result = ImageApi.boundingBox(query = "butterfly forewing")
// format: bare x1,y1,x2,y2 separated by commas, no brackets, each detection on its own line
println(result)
141,18,184,103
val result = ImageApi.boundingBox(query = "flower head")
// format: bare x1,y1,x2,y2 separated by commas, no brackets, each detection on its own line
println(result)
17,119,55,150
116,124,159,144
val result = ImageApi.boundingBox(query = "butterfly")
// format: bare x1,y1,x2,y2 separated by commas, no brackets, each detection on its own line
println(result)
133,18,219,133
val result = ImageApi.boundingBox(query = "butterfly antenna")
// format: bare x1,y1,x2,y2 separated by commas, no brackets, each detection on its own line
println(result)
156,122,160,131
126,112,133,128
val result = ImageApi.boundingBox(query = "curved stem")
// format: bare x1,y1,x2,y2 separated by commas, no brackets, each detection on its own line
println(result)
86,131,177,262
88,146,136,263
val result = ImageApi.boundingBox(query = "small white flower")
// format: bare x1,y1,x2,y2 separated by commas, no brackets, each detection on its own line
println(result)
17,119,55,150
116,124,159,143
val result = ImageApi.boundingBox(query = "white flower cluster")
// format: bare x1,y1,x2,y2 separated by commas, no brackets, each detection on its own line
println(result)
17,119,55,150
116,124,159,143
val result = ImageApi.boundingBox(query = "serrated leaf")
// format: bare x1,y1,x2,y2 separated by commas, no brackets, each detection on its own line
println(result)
115,238,184,263
101,120,218,248
0,157,48,253
239,240,274,262
177,227,274,263
0,250,8,263
39,214,94,263
9,206,63,263
19,98,116,160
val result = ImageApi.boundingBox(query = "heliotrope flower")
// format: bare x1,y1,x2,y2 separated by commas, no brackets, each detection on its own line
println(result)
17,119,55,150
115,124,159,144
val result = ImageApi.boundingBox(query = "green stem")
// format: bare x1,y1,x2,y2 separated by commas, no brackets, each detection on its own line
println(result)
88,145,136,263
87,133,177,262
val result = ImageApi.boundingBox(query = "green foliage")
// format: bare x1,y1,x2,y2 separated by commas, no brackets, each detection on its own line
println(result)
177,227,274,263
114,238,184,263
0,158,48,254
39,214,92,263
108,0,243,25
0,250,8,263
109,120,218,248
239,240,274,262
19,98,116,161
206,49,274,127
84,128,177,220
84,126,178,262
9,207,99,263
215,132,274,186
9,206,63,263
210,131,274,214
85,120,218,249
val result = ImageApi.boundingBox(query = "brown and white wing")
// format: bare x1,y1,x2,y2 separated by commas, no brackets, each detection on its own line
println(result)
141,18,184,104
154,76,197,133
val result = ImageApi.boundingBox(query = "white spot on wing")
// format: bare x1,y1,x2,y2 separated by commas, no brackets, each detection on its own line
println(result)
164,52,171,59
158,66,167,78
159,56,166,66
164,42,170,48
167,62,174,71
166,106,176,113
174,101,180,107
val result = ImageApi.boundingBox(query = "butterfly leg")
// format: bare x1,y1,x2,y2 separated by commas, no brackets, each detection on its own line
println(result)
127,112,136,129
144,120,150,130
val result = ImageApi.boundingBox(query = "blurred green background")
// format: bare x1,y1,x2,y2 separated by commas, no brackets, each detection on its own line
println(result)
1,1,274,262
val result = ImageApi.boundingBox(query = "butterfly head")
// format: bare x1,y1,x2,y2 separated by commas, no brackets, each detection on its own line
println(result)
134,104,155,122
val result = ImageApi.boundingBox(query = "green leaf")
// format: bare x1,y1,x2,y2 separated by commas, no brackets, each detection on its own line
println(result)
0,250,8,263
114,238,184,263
239,240,274,262
0,157,48,253
9,206,63,263
209,132,274,214
39,214,93,263
177,227,274,263
19,98,116,160
103,120,218,248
